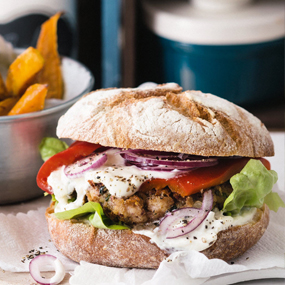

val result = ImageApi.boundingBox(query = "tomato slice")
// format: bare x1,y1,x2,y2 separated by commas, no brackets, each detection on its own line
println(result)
37,141,101,194
139,158,270,197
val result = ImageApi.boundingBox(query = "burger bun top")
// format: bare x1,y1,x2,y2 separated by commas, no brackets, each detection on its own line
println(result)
56,83,274,157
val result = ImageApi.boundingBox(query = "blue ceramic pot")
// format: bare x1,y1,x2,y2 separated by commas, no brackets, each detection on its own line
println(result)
157,36,284,106
142,0,285,106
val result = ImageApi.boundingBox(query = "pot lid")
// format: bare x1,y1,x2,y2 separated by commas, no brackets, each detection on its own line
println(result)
142,0,285,45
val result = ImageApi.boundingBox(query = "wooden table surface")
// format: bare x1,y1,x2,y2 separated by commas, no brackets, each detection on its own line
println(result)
0,270,71,285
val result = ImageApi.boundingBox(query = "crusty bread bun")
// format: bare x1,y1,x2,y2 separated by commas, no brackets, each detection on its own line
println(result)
46,203,269,269
57,83,274,157
43,84,275,269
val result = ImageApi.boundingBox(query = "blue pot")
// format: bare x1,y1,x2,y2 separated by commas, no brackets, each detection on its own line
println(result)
158,36,284,106
142,0,285,106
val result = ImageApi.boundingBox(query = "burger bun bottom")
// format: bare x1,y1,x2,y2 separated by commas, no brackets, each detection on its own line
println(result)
46,203,269,269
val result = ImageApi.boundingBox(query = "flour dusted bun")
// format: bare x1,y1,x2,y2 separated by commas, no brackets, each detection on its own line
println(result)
57,83,274,157
46,203,269,269
48,84,275,269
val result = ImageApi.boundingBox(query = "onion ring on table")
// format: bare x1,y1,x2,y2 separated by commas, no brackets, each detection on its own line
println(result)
29,254,65,285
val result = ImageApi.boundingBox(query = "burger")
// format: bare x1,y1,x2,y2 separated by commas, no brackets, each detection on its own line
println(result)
37,83,283,269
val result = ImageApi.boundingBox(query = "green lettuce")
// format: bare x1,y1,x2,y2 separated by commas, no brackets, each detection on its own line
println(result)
264,192,285,213
223,159,284,215
54,202,129,230
39,137,68,161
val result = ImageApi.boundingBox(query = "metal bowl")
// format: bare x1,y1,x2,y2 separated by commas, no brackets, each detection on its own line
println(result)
0,57,94,205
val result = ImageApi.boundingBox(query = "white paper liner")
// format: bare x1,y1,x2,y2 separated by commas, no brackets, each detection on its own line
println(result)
0,207,77,272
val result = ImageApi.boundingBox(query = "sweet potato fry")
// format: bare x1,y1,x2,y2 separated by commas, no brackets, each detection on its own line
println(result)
8,84,48,115
0,73,8,100
6,47,44,97
36,12,63,99
0,97,18,116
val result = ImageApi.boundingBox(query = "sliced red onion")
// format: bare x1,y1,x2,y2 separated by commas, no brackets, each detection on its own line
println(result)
64,151,107,178
121,151,218,168
159,207,202,235
159,190,213,239
124,149,183,158
127,149,201,161
137,165,196,172
29,254,65,285
125,161,197,172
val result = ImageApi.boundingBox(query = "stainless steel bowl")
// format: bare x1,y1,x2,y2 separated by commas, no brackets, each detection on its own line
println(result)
0,57,94,204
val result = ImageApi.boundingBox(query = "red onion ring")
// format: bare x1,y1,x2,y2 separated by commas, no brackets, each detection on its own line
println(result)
121,151,218,169
159,207,202,235
124,149,185,159
125,161,197,172
29,254,65,285
159,190,213,239
128,149,203,161
64,151,107,178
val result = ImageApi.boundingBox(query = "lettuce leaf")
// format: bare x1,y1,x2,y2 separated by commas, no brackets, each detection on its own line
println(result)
39,137,68,162
54,202,129,230
223,159,284,215
264,192,285,213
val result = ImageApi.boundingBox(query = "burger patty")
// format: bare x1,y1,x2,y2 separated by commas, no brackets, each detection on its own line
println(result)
85,181,233,226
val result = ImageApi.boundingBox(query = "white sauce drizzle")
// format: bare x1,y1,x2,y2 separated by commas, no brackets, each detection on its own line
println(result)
133,207,257,252
48,149,179,213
